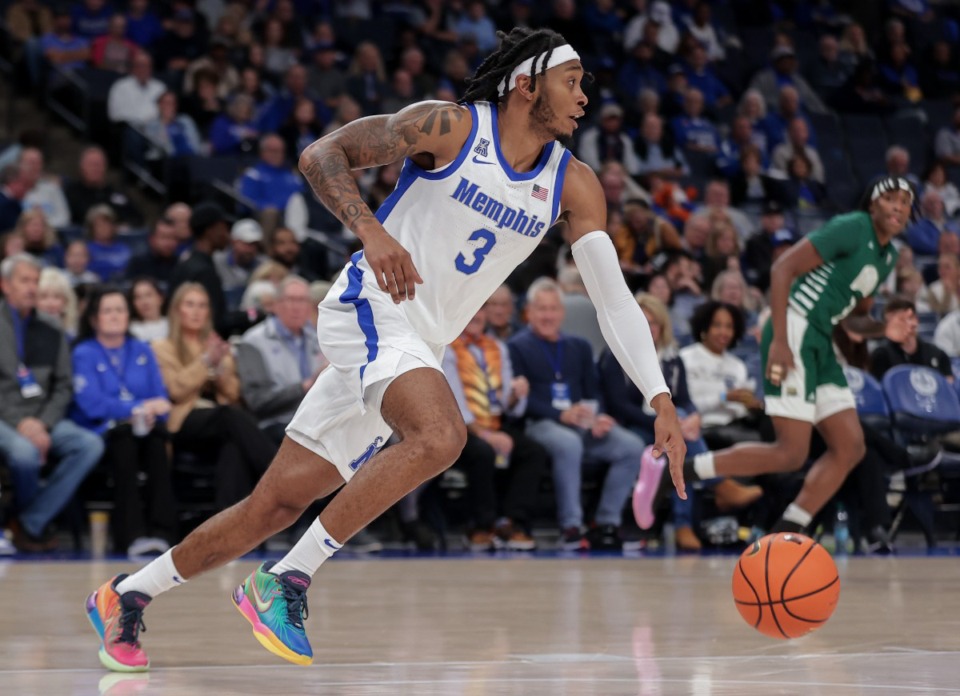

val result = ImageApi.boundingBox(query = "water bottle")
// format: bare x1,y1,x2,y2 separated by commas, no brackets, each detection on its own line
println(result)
89,511,109,558
131,406,150,437
834,503,849,557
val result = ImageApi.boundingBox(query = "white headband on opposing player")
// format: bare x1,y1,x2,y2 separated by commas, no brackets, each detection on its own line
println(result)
497,44,581,97
870,176,914,203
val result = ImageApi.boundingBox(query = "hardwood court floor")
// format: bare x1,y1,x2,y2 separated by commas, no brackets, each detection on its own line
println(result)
0,555,958,695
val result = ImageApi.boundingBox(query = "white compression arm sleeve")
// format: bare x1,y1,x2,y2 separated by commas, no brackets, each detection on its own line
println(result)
571,230,670,404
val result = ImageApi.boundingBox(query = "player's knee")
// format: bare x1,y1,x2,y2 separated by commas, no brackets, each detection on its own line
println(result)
771,444,808,473
421,419,468,468
834,434,866,469
249,487,306,529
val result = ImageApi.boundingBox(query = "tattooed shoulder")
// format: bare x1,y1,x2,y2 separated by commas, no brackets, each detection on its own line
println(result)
320,101,470,171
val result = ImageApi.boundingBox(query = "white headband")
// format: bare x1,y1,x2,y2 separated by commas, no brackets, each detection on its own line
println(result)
497,44,581,97
871,176,914,203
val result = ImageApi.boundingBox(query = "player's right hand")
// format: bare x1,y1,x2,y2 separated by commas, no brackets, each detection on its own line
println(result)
363,227,424,303
766,338,795,386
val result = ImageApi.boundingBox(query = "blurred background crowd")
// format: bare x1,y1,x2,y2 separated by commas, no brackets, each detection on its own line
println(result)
1,0,960,558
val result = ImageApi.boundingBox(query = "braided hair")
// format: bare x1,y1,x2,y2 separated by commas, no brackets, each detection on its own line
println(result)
461,27,571,104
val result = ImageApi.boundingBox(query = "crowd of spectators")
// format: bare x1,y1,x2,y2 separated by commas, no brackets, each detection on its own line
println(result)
2,0,960,554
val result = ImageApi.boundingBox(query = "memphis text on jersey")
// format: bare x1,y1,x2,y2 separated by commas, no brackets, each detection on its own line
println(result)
451,177,548,238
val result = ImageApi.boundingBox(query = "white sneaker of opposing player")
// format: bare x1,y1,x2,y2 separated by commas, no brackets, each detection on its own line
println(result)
127,537,171,559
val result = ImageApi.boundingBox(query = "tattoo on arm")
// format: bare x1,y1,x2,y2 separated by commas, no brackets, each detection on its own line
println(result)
298,103,464,231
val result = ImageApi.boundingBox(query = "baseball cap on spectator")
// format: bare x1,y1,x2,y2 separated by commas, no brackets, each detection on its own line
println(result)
601,103,624,119
190,202,231,238
231,218,263,244
771,45,796,61
762,199,784,216
771,228,796,248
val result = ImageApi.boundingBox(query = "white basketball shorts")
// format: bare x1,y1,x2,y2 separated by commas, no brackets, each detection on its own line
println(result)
285,261,445,482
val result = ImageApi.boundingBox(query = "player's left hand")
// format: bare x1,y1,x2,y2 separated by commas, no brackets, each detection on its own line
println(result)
363,227,424,303
652,397,687,500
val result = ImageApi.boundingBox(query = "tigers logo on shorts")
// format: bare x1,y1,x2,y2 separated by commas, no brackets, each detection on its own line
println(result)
349,436,384,471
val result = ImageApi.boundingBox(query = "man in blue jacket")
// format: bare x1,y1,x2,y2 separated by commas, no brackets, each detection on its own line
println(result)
508,278,645,551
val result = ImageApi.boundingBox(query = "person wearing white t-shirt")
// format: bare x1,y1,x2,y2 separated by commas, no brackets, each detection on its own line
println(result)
680,301,764,445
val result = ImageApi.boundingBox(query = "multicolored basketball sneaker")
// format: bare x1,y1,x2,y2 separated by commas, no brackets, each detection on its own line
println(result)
85,574,151,672
232,562,313,665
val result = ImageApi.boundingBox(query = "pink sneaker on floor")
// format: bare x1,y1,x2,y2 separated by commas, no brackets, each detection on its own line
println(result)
633,446,668,530
85,574,151,672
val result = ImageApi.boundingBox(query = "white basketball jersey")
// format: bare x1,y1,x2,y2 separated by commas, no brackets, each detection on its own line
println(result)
363,101,571,345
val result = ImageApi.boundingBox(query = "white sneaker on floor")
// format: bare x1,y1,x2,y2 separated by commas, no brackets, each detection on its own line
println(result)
343,529,383,553
0,534,14,556
127,537,170,558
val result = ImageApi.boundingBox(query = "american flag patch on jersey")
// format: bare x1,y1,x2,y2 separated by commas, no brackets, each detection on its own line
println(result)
531,184,548,201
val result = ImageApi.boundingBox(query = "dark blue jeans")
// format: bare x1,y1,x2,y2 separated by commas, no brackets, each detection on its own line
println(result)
0,419,103,537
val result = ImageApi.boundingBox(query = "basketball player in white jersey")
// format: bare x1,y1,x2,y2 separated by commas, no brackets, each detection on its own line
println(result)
85,28,687,671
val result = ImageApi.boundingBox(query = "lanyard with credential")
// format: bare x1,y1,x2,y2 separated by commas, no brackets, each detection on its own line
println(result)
10,308,29,364
11,309,43,398
470,343,502,415
99,340,135,400
537,337,565,381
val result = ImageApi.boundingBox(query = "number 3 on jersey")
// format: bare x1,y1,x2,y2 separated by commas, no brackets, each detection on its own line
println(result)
455,228,497,275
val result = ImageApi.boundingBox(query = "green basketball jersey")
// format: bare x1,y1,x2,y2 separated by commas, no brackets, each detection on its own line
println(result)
787,211,898,335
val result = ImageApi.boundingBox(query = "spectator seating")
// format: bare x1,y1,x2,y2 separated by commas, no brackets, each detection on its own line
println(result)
843,365,891,433
883,365,960,435
882,365,960,546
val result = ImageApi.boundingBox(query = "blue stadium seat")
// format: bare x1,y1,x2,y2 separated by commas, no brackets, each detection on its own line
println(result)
842,365,890,431
882,365,960,436
881,365,960,547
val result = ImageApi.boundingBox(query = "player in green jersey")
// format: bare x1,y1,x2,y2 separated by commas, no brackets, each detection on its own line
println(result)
635,175,915,534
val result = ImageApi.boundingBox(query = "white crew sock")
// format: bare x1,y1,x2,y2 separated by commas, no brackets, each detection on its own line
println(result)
271,519,341,577
693,452,716,480
116,548,186,598
782,503,813,527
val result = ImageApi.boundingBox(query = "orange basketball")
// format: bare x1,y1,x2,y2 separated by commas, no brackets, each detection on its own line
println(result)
732,533,840,639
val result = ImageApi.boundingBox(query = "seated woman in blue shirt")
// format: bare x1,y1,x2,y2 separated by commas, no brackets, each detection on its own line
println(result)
70,286,178,557
599,293,762,551
143,91,202,160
